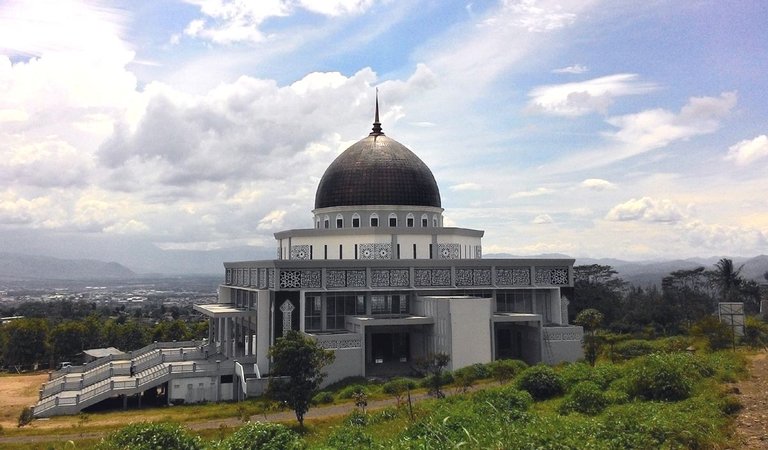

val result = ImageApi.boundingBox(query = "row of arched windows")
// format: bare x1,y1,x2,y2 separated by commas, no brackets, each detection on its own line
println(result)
316,213,439,229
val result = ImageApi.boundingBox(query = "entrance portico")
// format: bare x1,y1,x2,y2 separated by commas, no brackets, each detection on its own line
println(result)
193,304,257,359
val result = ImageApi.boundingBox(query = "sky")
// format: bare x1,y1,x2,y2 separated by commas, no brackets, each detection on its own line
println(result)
1,0,767,270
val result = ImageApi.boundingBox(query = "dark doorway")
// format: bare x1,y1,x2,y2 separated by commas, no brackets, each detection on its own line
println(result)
496,327,522,359
371,332,409,364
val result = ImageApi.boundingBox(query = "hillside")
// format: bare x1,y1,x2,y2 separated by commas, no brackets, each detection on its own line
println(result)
0,253,136,280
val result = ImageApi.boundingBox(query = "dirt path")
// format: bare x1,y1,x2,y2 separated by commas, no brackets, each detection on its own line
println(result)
734,350,768,449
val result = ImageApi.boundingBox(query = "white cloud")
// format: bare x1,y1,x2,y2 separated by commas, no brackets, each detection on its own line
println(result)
580,178,615,191
545,92,737,174
527,74,657,116
552,64,588,74
725,135,768,166
450,182,482,191
532,213,554,224
680,220,768,255
258,210,287,230
182,0,376,44
489,0,577,33
605,197,685,223
509,187,553,199
606,91,736,148
299,0,374,17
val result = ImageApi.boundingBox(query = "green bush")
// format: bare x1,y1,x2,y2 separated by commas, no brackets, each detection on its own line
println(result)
653,336,693,353
591,363,623,389
690,315,734,350
474,385,533,416
381,378,417,395
488,359,528,384
337,384,368,399
470,362,491,379
96,422,204,450
559,381,608,415
17,407,33,428
559,362,592,389
453,366,480,391
216,421,303,450
326,424,373,449
516,365,565,400
627,353,693,401
312,391,333,405
613,339,655,360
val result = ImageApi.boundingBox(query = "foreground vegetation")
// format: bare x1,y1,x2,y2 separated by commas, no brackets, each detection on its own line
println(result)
39,346,746,450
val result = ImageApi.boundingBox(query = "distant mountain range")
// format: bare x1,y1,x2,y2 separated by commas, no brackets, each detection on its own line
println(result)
1,249,767,285
485,253,768,287
0,253,136,281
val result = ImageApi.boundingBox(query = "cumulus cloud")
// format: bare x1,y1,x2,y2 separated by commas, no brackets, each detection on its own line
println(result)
605,197,686,223
580,178,616,191
545,92,737,174
532,213,554,224
725,135,768,166
183,0,375,44
509,187,553,199
450,182,482,191
552,64,588,74
258,210,287,230
606,91,737,149
680,220,768,254
527,74,657,116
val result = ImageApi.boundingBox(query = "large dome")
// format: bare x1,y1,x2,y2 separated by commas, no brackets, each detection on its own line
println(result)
314,130,441,209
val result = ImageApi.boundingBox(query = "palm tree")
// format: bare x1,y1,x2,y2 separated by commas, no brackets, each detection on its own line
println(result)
712,258,744,302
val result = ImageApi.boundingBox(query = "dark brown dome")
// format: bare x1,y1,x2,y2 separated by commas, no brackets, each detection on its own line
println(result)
314,133,442,209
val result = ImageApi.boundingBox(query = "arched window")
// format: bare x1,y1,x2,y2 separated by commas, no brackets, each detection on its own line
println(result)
336,214,344,229
352,213,361,228
370,213,379,227
406,213,415,227
432,215,438,227
316,219,320,229
388,213,397,227
323,215,330,229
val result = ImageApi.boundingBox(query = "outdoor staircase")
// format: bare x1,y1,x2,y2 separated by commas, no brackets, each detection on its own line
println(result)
32,341,219,418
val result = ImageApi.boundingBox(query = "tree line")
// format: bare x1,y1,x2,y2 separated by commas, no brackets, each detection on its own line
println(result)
0,301,207,371
569,258,765,335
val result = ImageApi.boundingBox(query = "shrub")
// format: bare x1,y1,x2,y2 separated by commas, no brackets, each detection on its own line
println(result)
345,410,368,426
559,362,592,390
453,366,480,392
382,378,417,395
653,336,693,353
488,359,528,384
17,407,33,427
337,384,368,400
312,391,333,405
613,339,655,360
216,421,303,450
559,381,608,415
591,363,623,389
474,385,533,415
96,422,204,450
743,316,768,349
326,425,373,449
516,365,565,400
690,315,734,350
627,353,693,401
470,362,491,379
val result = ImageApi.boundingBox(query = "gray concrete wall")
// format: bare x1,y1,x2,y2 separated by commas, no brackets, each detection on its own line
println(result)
322,347,363,386
542,326,584,364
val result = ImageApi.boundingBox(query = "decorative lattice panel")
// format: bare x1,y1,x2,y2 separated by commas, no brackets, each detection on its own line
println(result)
290,245,310,260
475,245,482,259
279,270,301,289
438,243,460,260
327,270,345,288
535,267,569,286
347,270,367,287
414,269,431,287
431,269,451,286
371,269,390,287
390,269,409,287
301,270,322,288
496,268,531,286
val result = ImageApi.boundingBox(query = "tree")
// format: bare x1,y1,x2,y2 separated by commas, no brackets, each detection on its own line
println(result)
50,320,86,363
575,308,603,366
414,353,451,398
661,267,715,331
267,330,335,427
571,265,626,325
3,318,49,369
710,258,744,302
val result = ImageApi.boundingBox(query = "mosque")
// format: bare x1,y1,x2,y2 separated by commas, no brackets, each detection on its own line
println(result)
32,98,583,417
